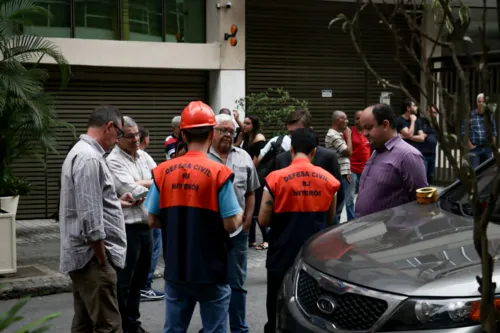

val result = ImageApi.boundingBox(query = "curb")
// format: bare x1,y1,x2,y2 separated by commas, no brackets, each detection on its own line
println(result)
0,268,165,301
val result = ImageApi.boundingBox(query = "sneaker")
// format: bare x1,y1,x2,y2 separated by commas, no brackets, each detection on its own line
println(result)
140,288,165,301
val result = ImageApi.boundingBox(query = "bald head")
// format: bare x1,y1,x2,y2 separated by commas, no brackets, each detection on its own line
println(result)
331,110,348,131
332,110,346,122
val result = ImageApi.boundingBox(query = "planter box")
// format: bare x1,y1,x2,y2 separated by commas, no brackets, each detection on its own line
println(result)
0,196,19,216
0,212,16,274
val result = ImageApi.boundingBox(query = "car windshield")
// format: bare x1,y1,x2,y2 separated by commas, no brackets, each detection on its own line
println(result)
440,160,500,220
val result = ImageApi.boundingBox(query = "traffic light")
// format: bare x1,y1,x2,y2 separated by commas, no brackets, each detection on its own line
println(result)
224,24,238,47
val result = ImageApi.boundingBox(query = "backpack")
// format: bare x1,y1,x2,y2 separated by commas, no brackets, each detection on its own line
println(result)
257,135,286,184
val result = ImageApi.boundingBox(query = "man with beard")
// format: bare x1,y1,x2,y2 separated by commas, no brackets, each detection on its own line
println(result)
107,116,156,333
355,104,427,218
396,99,426,148
207,114,260,333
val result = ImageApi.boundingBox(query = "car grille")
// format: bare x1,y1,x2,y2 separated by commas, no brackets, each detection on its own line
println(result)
296,270,388,331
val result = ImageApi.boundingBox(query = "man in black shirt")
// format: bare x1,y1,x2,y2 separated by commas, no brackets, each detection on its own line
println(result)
396,99,426,149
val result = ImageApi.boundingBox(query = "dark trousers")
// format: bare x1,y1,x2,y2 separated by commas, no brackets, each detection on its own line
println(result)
68,257,122,333
118,224,152,333
264,270,286,333
249,187,269,244
423,153,436,185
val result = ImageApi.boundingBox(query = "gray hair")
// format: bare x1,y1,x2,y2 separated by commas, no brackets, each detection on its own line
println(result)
477,93,484,103
172,116,181,127
123,116,137,128
215,114,234,126
332,110,346,122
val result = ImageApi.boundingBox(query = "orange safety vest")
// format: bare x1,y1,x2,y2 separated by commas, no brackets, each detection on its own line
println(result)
152,150,234,284
264,157,340,273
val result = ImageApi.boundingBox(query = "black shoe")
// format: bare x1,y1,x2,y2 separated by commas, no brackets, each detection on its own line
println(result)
131,326,149,333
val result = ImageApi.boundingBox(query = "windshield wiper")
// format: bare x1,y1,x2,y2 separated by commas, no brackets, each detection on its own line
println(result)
444,197,472,216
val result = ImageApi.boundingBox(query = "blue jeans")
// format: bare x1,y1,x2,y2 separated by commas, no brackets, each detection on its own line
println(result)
164,281,231,333
469,146,492,169
344,173,359,221
227,231,249,333
145,228,162,289
422,153,436,185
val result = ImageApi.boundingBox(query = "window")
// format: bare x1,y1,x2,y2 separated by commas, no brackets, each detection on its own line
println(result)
123,0,162,41
74,0,119,40
24,0,71,38
165,0,205,43
23,0,206,43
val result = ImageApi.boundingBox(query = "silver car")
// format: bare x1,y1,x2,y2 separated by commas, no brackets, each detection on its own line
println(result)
277,160,499,332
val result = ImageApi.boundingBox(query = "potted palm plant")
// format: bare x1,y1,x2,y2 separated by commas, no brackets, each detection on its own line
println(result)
0,0,71,274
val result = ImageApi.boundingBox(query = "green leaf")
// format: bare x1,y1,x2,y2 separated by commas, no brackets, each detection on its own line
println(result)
0,0,73,197
235,88,308,137
14,312,61,333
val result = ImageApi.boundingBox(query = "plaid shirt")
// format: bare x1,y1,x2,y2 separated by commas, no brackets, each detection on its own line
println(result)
462,109,497,146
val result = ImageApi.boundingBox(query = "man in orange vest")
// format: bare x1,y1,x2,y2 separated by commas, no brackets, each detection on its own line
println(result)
144,101,243,333
258,128,340,333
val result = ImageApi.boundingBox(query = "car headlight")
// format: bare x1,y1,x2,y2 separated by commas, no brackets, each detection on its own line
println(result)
380,297,484,331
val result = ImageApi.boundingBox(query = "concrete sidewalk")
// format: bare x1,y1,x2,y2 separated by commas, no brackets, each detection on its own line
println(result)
0,219,268,300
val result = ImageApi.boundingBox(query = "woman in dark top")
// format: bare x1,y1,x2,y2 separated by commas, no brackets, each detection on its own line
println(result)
240,115,269,250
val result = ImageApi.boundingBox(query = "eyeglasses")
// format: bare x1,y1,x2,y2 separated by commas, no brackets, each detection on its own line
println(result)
122,132,140,140
112,123,124,139
216,128,235,137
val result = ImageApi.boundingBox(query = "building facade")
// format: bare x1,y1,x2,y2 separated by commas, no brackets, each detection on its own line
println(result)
15,0,498,218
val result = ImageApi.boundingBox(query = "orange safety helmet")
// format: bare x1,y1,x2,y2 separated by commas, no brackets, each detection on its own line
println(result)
180,101,217,130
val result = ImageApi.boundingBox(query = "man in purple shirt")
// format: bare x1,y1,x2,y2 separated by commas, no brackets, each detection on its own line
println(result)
355,104,428,218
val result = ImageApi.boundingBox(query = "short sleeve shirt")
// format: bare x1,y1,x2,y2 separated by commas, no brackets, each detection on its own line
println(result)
396,116,423,149
208,146,260,237
325,128,350,176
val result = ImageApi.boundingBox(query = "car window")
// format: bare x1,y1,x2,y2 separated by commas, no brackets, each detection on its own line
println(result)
440,161,500,219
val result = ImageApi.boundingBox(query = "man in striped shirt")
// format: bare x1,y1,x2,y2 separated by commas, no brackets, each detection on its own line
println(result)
325,110,352,223
59,105,134,333
355,104,428,218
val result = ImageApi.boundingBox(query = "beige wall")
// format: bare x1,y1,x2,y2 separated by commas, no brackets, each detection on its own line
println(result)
40,0,245,71
40,38,221,70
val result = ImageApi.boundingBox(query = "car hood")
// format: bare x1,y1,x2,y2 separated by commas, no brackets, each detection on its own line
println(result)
302,202,500,297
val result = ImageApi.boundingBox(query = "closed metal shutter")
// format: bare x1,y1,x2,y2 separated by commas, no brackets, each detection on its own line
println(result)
246,0,414,140
14,66,208,219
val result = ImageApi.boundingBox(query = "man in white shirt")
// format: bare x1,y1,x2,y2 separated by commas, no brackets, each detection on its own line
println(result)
208,114,260,333
107,116,157,333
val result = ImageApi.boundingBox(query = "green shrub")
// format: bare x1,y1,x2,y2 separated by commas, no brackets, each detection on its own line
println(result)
0,297,60,332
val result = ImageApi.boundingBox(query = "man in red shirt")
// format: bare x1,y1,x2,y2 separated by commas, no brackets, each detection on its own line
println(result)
343,110,371,220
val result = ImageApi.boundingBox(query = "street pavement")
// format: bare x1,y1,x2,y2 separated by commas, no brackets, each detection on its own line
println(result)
0,189,447,330
0,268,269,333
